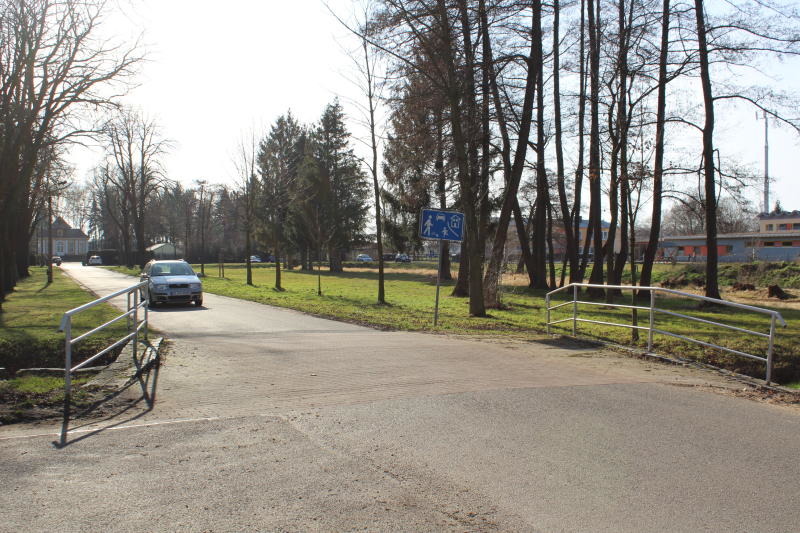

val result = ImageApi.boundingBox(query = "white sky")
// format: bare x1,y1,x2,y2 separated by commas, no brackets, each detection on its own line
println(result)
71,0,365,184
68,0,800,214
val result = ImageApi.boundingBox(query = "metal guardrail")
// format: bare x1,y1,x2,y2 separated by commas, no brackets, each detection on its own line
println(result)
58,281,148,446
545,283,787,385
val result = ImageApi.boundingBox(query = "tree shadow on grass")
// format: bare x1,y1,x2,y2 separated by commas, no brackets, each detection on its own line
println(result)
253,267,451,287
36,279,53,293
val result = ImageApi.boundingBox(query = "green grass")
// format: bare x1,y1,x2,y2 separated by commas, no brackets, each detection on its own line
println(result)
0,267,129,373
108,261,800,383
1,375,90,394
0,373,95,423
786,382,800,390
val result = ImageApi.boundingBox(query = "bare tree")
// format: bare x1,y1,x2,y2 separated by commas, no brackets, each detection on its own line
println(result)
195,180,214,276
103,109,169,268
233,130,261,286
330,0,389,304
481,0,544,306
0,0,140,303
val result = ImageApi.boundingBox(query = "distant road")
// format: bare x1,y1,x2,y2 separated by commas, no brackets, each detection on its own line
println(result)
1,262,798,532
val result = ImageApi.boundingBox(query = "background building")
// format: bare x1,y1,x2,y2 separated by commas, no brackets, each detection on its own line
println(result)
31,216,89,261
653,211,800,262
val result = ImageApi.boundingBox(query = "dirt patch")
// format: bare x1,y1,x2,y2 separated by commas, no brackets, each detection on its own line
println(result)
670,382,800,410
0,338,162,426
0,380,139,425
679,286,800,312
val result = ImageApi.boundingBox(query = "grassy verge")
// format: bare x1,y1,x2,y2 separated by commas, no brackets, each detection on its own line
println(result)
0,267,132,424
0,267,129,374
107,262,800,384
0,374,96,424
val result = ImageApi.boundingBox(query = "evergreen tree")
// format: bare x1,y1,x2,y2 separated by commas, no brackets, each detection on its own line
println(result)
311,101,370,272
258,112,303,290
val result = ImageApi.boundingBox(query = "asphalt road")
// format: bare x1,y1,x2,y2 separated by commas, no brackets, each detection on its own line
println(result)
1,263,798,532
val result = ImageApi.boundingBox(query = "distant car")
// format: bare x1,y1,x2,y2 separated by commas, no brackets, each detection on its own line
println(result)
395,253,411,263
51,256,62,266
140,259,203,307
356,254,373,262
249,255,262,263
382,253,396,261
87,255,102,265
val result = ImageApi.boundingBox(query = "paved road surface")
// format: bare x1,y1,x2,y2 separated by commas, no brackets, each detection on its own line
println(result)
1,263,798,532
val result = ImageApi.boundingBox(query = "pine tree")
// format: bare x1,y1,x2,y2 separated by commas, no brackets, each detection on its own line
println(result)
311,101,370,272
258,112,303,290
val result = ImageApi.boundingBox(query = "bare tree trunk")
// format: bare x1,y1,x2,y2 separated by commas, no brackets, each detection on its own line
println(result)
613,15,631,293
245,222,253,285
439,0,484,316
612,0,631,292
452,236,470,296
694,0,721,300
532,1,549,290
628,187,639,341
640,0,671,289
363,36,386,304
516,203,535,274
574,0,588,283
547,200,557,288
275,228,283,291
329,245,343,273
435,112,452,281
605,149,619,293
553,0,578,284
482,0,542,306
587,0,605,297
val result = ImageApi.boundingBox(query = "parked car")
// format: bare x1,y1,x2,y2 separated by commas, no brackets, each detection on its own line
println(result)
87,255,102,265
51,256,62,266
249,255,262,263
395,253,411,263
356,254,373,262
140,259,203,307
382,253,396,261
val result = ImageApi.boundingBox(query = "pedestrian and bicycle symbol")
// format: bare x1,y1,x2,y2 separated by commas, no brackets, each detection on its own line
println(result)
419,208,465,242
419,208,465,327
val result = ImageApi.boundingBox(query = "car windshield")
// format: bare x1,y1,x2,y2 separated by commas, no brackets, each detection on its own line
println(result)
150,263,194,276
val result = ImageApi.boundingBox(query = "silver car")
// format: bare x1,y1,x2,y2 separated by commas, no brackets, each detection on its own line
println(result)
140,260,203,307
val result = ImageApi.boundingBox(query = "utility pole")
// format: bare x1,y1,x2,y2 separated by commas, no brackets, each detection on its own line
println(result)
759,110,770,213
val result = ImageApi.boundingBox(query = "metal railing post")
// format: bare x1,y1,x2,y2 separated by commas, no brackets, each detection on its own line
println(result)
61,319,72,447
572,284,578,335
143,291,149,341
544,283,783,378
132,288,139,363
766,315,776,385
126,291,132,331
647,289,655,352
546,293,551,335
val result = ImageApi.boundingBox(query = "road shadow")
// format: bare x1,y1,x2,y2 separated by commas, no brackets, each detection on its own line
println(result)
147,304,207,313
54,339,161,448
534,336,605,351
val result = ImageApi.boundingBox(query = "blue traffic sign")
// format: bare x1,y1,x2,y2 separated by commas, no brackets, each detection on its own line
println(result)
419,209,465,242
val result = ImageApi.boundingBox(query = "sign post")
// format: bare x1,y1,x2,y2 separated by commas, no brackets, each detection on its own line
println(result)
419,208,465,326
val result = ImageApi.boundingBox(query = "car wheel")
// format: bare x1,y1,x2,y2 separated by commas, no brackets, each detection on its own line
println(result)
196,298,203,307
